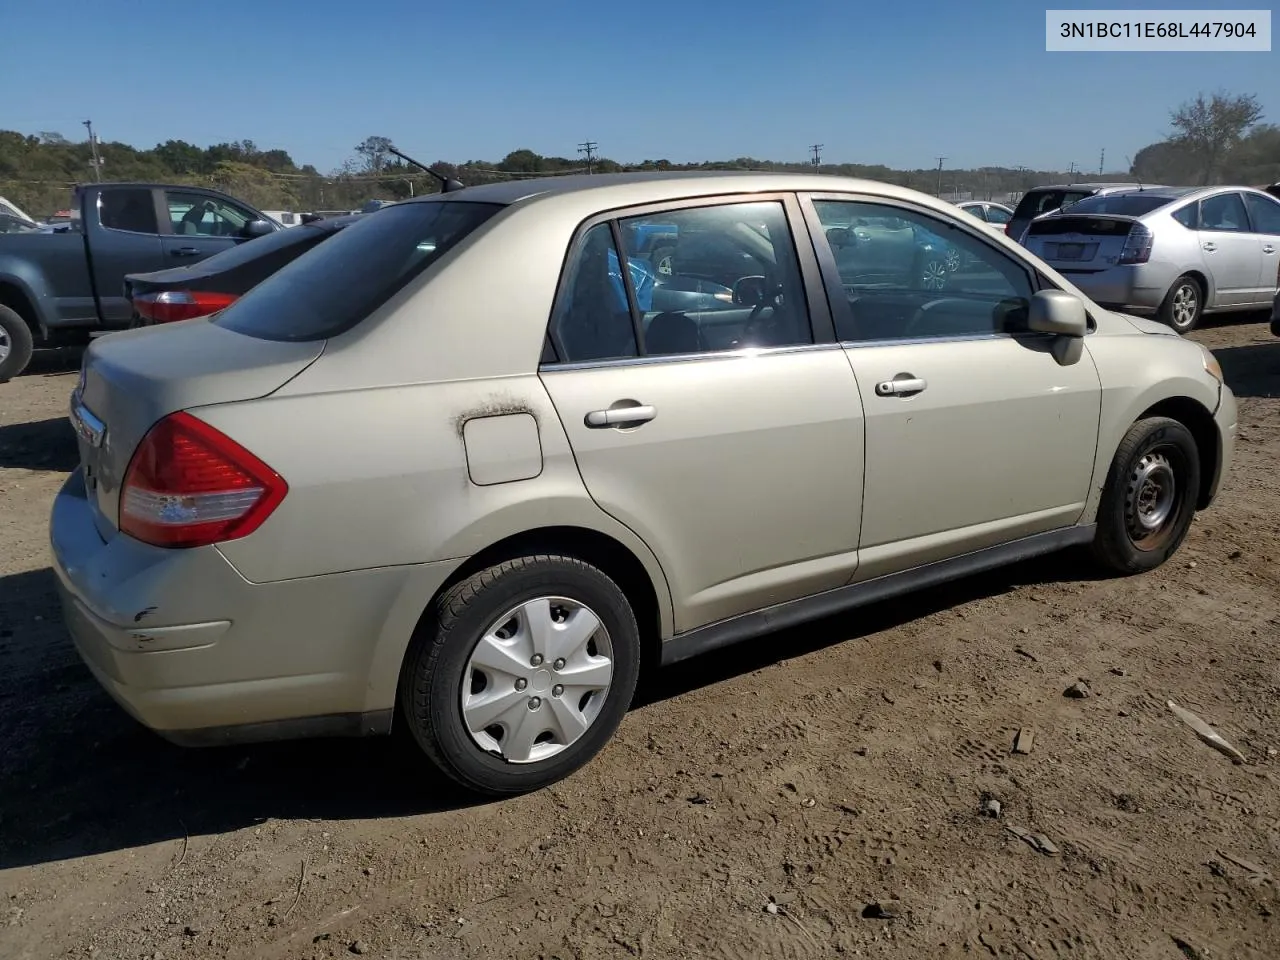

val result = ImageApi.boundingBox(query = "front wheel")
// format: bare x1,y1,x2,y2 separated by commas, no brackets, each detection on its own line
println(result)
1159,275,1202,334
1090,417,1201,575
398,555,641,796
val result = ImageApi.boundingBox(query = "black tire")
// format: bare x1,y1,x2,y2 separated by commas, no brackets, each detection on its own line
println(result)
1158,274,1203,334
649,245,675,277
1091,417,1201,575
398,555,641,796
0,304,35,382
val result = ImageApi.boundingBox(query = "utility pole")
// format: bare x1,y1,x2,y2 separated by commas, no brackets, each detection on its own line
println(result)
1068,160,1076,180
809,143,823,168
83,119,103,181
1099,148,1105,175
577,141,598,174
935,156,946,197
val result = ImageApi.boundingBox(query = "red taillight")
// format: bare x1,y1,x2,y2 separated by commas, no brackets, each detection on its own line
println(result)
134,290,238,324
120,412,287,549
1117,224,1154,265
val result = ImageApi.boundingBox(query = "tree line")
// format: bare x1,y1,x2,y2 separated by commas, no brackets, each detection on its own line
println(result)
1,91,1274,219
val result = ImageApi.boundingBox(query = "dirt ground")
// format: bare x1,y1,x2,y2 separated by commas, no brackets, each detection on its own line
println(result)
1,319,1278,960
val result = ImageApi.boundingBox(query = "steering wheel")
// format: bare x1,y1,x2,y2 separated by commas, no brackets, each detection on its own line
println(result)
741,286,784,345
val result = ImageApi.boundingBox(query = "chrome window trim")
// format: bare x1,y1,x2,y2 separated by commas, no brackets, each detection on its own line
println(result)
538,340,843,373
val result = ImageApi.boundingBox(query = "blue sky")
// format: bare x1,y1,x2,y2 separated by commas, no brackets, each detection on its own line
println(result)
2,0,1275,173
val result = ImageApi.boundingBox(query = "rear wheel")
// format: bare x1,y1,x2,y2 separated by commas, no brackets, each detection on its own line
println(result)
0,305,34,382
1159,275,1202,334
649,245,675,277
1091,417,1200,574
398,555,641,796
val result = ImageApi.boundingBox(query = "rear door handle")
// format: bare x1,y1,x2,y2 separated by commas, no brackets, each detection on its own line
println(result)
585,404,656,428
875,377,927,397
1202,242,1217,252
1264,244,1276,254
170,247,201,257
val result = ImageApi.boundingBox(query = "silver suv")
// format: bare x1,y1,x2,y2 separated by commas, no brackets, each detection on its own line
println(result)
52,172,1236,796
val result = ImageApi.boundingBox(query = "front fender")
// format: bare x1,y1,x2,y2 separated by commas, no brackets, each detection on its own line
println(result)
1081,333,1222,523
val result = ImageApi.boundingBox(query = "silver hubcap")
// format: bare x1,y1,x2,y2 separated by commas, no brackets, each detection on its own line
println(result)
945,248,961,272
461,596,613,764
922,259,948,290
0,327,9,362
1126,452,1177,539
1171,284,1198,328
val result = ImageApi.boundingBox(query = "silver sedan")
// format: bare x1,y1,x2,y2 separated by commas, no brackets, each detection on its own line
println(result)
1023,186,1280,333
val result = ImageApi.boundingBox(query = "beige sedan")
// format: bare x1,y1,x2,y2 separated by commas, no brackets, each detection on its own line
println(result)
52,172,1236,796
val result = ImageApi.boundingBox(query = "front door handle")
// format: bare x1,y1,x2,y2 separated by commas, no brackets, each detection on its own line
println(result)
875,376,927,397
585,403,656,428
1202,242,1217,252
1264,244,1276,254
170,246,201,257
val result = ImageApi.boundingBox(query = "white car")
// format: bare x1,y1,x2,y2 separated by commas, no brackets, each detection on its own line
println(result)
956,201,1015,234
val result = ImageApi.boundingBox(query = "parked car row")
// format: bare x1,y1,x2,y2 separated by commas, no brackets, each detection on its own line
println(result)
52,170,1236,797
0,182,284,379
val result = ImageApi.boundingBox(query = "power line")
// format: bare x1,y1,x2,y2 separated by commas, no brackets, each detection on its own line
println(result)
577,141,598,174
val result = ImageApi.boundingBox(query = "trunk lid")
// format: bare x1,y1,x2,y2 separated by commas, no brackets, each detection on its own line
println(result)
70,320,323,538
1023,214,1141,270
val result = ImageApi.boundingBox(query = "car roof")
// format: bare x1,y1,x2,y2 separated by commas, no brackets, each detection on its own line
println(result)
1025,182,1144,192
400,170,974,213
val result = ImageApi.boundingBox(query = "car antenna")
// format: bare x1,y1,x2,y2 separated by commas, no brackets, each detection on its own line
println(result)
387,145,465,193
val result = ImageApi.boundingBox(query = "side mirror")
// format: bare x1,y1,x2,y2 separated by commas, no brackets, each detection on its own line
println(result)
733,275,768,306
1027,289,1087,337
241,219,275,239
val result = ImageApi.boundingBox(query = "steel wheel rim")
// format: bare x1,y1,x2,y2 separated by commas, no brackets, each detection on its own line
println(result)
460,596,614,764
1125,448,1180,549
945,247,961,272
1171,284,1198,328
922,259,948,290
0,327,9,362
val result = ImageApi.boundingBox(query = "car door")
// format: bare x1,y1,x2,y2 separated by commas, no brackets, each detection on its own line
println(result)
1243,191,1280,301
801,193,1102,581
159,189,263,266
539,196,866,634
86,186,168,324
1196,191,1262,307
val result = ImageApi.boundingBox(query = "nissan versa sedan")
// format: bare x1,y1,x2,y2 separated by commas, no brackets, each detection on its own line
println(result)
1024,186,1280,333
52,172,1237,797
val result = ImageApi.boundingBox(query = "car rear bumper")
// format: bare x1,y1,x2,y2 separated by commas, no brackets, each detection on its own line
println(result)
1054,264,1172,313
49,468,447,745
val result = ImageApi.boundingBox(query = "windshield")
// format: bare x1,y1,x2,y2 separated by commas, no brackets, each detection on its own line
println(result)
1060,194,1176,217
213,200,503,342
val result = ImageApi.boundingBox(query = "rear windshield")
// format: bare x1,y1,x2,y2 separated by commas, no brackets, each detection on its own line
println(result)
1059,194,1175,217
193,221,337,272
213,200,503,342
1013,189,1093,220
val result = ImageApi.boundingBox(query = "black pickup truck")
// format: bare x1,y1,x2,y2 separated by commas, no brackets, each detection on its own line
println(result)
0,182,280,379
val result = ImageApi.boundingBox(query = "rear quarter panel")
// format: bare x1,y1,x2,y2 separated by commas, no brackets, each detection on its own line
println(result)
0,232,93,327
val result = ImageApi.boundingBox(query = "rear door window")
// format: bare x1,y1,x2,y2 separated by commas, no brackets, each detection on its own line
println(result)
99,188,159,235
1199,192,1250,233
213,200,503,341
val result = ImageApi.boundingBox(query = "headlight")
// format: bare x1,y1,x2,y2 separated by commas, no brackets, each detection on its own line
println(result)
1201,345,1223,383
